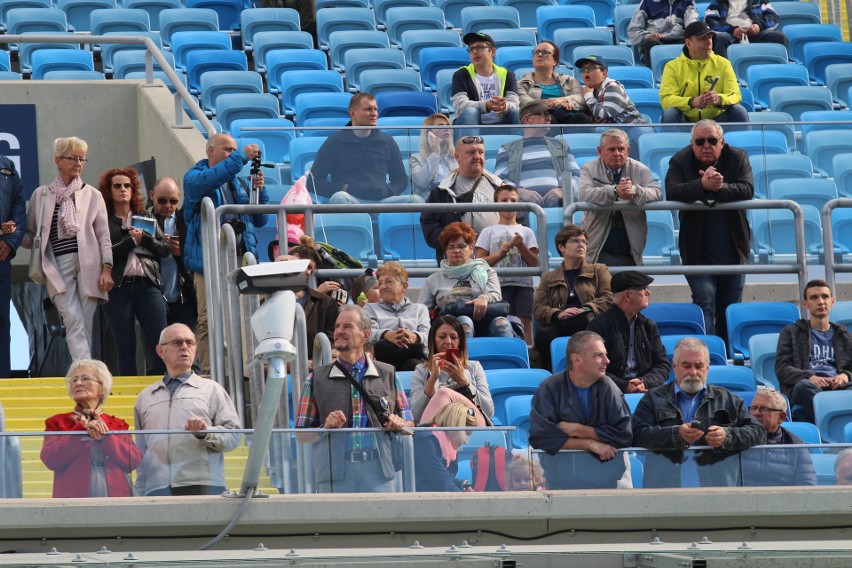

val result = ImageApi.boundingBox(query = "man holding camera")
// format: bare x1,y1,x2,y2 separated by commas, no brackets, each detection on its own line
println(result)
183,133,270,374
632,337,765,488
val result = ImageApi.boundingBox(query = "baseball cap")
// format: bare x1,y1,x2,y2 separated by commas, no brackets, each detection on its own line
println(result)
574,55,608,70
684,21,716,39
463,32,495,47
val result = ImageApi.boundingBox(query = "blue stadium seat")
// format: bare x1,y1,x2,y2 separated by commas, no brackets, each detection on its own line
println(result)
482,28,538,49
418,46,469,91
253,31,314,73
18,34,79,75
813,390,852,443
830,301,852,328
316,0,368,6
378,212,437,267
831,153,852,197
613,4,637,47
768,178,838,212
802,42,852,86
553,28,614,67
561,0,617,26
0,71,22,80
748,111,796,150
724,130,789,155
293,92,352,126
624,393,643,414
343,48,405,93
571,46,636,73
803,129,852,176
468,337,530,370
745,63,809,109
706,366,756,393
124,0,179,31
768,85,833,121
200,70,263,117
301,117,350,138
228,118,296,165
434,0,490,29
376,90,437,117
42,70,104,81
372,0,430,30
328,29,390,72
725,301,800,361
277,69,344,116
185,0,241,31
170,30,232,70
784,422,822,445
660,334,728,366
7,8,67,36
650,43,683,85
57,0,115,32
360,69,423,95
643,209,680,265
111,48,175,78
825,63,852,108
0,51,10,72
638,132,691,179
644,303,706,336
124,69,187,93
811,453,837,485
101,30,162,75
0,0,51,34
316,7,375,51
772,1,822,28
461,5,520,35
560,132,601,162
494,45,537,74
627,87,663,123
90,7,149,35
185,49,247,95
435,68,456,114
550,335,570,373
159,8,219,47
30,49,94,80
831,209,852,260
747,333,781,389
608,65,654,89
384,6,445,48
215,92,280,133
289,136,326,179
751,205,824,262
782,23,842,64
727,43,788,85
486,368,550,426
749,153,813,199
536,5,595,43
505,394,533,449
265,49,328,89
799,108,852,136
497,0,556,28
400,29,461,71
240,8,300,52
313,213,378,265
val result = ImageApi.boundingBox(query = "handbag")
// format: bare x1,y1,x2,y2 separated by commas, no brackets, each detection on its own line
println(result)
28,187,47,285
440,299,510,320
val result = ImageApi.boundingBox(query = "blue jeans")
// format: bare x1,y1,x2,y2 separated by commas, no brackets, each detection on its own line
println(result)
456,315,514,339
661,104,750,124
685,273,745,342
453,107,521,138
0,260,10,378
328,192,424,205
103,277,168,376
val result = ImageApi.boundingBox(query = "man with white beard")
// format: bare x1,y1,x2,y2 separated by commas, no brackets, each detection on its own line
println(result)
632,337,765,488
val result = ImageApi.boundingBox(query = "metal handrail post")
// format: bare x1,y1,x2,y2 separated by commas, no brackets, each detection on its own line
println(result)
200,197,226,385
822,198,852,295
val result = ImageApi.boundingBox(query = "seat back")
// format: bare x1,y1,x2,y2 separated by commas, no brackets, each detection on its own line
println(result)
313,213,377,264
650,43,683,85
627,87,663,122
124,0,180,31
643,210,679,264
813,390,852,443
571,44,634,71
239,7,300,51
372,0,431,28
159,8,218,46
468,337,530,370
7,7,67,35
200,70,264,116
706,366,756,393
377,212,437,268
18,34,79,74
360,69,423,95
767,178,837,212
483,28,538,49
185,49,247,95
185,0,241,30
727,43,788,82
293,92,352,126
803,129,852,176
31,49,94,79
553,27,614,67
385,6,445,47
783,23,841,64
215,92,279,133
228,118,296,164
724,130,789,155
279,69,344,116
111,48,175,78
253,31,314,72
496,0,556,27
773,0,822,28
638,132,691,177
802,42,852,86
749,152,813,199
536,5,595,43
825,63,852,107
400,29,461,70
460,5,520,34
170,29,232,69
549,335,570,373
745,63,809,108
265,49,328,91
328,29,390,72
725,302,800,360
90,7,149,34
434,0,490,28
376,91,436,117
316,6,375,50
343,48,406,92
418,46,469,91
58,0,116,32
768,85,833,122
505,394,534,449
644,303,706,336
0,0,51,33
289,136,327,179
486,368,550,426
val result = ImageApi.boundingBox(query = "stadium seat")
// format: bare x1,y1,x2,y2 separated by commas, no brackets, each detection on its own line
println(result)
572,45,635,73
215,92,279,134
813,390,852,443
768,178,838,212
343,48,405,93
783,23,842,64
18,35,79,76
265,49,328,88
376,91,437,117
486,368,550,426
184,49,247,95
7,8,67,36
803,129,852,176
400,29,461,71
784,422,822,445
748,111,796,151
57,0,115,32
650,43,683,85
384,6,445,48
724,130,788,155
461,5,520,35
624,393,643,414
328,29,390,72
0,0,51,34
377,212,437,267
802,42,852,87
315,7,375,51
300,117,350,138
706,366,756,393
418,46,469,91
316,0,368,6
747,333,781,389
111,48,175,79
435,68,456,114
550,335,570,373
660,334,727,366
811,453,837,485
496,0,556,28
561,132,602,162
846,423,852,444
293,92,352,126
749,153,813,199
725,301,800,361
825,63,852,108
123,69,186,93
627,87,664,123
0,52,9,73
228,118,296,165
313,213,378,265
0,70,23,79
170,30,232,70
638,132,691,179
277,69,344,116
768,85,833,121
468,337,530,370
831,154,852,197
745,63,809,109
158,8,219,47
643,209,680,265
240,8,300,52
494,45,538,74
124,0,179,31
505,394,533,449
253,31,314,73
199,70,263,117
751,204,824,262
607,65,654,89
553,28,614,67
360,69,423,95
185,0,241,31
536,5,595,43
100,30,162,75
372,0,430,30
801,108,852,136
42,70,105,80
727,43,788,85
772,1,822,29
90,7,149,35
434,0,490,29
561,0,617,26
644,303,706,336
482,28,539,49
30,49,94,80
289,136,326,179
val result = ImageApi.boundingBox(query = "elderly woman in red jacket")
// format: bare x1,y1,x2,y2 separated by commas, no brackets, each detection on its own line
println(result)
41,359,143,498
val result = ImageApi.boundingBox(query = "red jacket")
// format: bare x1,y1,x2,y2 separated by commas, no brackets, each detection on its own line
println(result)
41,412,144,498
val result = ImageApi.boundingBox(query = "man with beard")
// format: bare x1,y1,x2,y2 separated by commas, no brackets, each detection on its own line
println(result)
296,306,414,493
632,337,765,487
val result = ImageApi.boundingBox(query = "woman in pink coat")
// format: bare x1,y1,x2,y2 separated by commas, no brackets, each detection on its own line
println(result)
23,137,114,361
41,359,143,498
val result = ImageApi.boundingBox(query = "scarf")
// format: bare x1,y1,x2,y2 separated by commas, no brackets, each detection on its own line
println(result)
440,258,490,292
73,403,103,424
432,429,458,466
49,174,83,239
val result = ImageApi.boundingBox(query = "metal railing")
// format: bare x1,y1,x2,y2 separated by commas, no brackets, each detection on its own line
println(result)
822,198,852,294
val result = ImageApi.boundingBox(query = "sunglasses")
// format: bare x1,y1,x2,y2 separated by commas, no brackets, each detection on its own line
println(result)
157,198,179,205
460,136,484,145
112,182,132,189
693,137,720,146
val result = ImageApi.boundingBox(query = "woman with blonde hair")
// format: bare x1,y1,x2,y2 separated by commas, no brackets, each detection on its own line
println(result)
409,113,458,197
413,402,477,492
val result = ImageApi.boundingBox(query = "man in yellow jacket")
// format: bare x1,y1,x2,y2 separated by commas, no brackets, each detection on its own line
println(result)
659,21,749,124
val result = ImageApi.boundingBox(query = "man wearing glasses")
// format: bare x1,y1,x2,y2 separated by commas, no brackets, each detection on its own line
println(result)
633,337,765,488
134,323,241,496
149,177,196,331
587,271,670,394
452,32,520,135
666,118,753,342
776,279,852,422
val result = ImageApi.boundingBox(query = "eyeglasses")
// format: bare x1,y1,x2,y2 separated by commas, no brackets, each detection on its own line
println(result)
112,182,132,189
748,405,784,414
580,66,603,73
157,198,179,205
161,338,197,348
460,136,484,145
467,45,492,53
466,408,476,417
629,286,651,294
445,243,470,251
71,374,101,384
566,238,588,246
693,137,720,146
61,156,88,163
533,49,553,56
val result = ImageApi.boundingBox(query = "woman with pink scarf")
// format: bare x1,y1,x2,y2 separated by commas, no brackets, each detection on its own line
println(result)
412,402,477,492
23,137,113,361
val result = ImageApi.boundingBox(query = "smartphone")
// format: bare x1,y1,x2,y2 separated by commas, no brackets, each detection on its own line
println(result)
444,348,459,363
330,288,348,304
690,420,703,430
131,216,156,235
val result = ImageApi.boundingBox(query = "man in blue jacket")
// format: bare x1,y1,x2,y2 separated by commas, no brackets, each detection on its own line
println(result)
0,156,26,379
704,0,787,58
183,134,270,374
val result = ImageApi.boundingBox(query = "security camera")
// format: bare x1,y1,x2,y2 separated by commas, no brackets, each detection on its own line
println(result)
229,259,310,295
252,290,297,363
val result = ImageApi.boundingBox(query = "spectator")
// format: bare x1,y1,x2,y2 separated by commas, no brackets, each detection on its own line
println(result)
420,136,501,262
149,176,197,331
418,222,513,339
350,268,379,307
587,271,671,394
517,40,590,124
776,279,852,423
98,168,169,377
659,21,749,124
295,306,414,493
307,93,420,205
452,32,520,135
475,185,539,343
41,359,143,498
532,225,612,372
412,402,478,492
529,330,633,489
409,315,494,426
705,0,787,58
365,261,430,371
494,101,581,206
666,119,753,341
22,137,113,362
742,388,816,486
576,55,654,151
835,449,852,485
628,0,699,67
183,133,269,374
579,129,662,267
134,324,241,496
410,114,458,198
505,455,546,491
0,155,26,379
632,337,765,488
